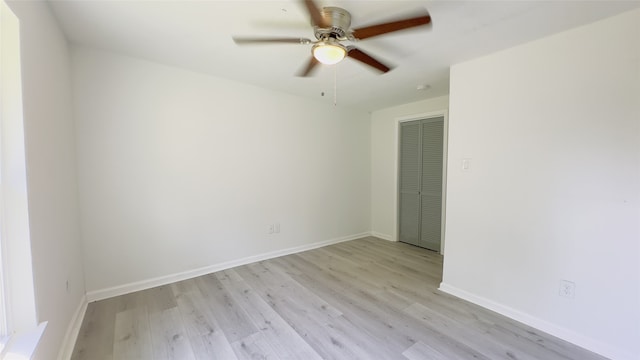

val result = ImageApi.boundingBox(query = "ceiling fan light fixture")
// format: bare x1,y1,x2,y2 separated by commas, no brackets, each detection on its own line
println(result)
312,41,347,65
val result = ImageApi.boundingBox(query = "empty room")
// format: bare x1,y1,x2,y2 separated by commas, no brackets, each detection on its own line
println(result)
0,0,638,359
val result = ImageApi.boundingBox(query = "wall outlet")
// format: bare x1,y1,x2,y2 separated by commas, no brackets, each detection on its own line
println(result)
268,223,280,234
559,280,575,299
462,158,471,172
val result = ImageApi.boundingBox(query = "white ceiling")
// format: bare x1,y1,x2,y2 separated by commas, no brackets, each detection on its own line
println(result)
49,0,640,111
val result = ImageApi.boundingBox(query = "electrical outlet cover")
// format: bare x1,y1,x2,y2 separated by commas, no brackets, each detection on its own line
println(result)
559,280,576,299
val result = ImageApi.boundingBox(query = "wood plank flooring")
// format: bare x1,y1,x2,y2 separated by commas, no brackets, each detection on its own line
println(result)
71,237,607,360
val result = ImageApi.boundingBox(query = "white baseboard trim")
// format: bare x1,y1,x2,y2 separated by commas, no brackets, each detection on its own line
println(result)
370,231,394,241
438,282,633,360
57,294,88,360
86,232,370,302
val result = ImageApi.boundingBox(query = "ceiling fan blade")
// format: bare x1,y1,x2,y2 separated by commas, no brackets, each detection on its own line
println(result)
296,57,320,77
347,47,392,73
233,37,312,45
351,12,431,40
301,0,329,28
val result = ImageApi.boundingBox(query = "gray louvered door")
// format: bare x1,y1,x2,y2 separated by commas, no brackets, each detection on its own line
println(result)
399,121,421,246
398,117,444,251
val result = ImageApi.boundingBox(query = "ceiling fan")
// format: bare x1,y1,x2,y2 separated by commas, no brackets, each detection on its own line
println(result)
233,0,432,77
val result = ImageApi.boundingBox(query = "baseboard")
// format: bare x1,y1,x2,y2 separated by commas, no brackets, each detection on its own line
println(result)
370,231,394,241
57,294,88,360
438,282,633,360
86,232,370,302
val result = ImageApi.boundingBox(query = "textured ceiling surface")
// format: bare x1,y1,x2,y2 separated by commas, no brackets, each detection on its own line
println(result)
49,0,640,111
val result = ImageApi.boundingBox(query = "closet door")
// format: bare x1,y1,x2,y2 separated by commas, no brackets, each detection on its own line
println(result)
420,119,444,251
398,117,444,251
398,120,421,247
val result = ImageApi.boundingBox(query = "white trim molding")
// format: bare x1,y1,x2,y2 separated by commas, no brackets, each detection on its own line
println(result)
370,231,394,241
438,282,633,360
87,233,371,302
0,321,47,360
57,295,88,360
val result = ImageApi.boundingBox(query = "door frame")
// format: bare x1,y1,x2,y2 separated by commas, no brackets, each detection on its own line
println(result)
395,110,449,254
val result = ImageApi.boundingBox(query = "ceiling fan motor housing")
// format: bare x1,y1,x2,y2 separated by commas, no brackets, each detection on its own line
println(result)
314,7,352,40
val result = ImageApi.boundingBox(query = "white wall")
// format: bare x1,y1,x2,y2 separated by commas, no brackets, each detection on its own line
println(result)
370,96,449,241
72,48,371,294
442,9,639,360
5,1,86,360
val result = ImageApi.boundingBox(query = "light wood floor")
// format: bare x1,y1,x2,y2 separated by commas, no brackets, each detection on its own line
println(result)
71,237,606,360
